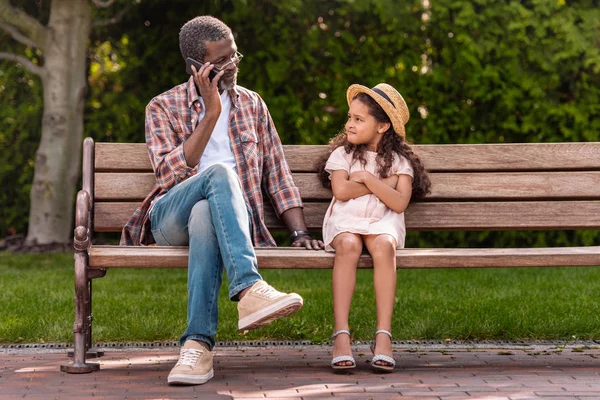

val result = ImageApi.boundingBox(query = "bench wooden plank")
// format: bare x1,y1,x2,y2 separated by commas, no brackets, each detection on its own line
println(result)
430,172,600,200
95,171,600,201
95,142,600,173
89,245,600,269
96,143,150,172
94,200,600,232
282,143,600,172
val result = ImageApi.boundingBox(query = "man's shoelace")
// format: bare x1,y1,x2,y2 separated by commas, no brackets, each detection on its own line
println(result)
253,284,283,299
175,348,203,367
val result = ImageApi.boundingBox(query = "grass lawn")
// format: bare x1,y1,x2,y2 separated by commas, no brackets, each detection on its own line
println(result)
1,251,600,344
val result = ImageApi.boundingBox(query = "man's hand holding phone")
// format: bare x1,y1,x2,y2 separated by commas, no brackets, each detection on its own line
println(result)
187,57,225,117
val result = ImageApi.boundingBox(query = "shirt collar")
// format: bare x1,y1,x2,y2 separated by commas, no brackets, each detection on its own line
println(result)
186,76,240,110
186,76,200,109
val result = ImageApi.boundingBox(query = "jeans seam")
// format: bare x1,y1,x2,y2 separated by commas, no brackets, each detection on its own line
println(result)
207,259,220,334
210,183,238,286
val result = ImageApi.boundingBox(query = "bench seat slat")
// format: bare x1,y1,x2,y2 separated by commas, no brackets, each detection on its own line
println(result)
95,171,600,201
94,200,600,232
95,142,600,173
89,245,600,269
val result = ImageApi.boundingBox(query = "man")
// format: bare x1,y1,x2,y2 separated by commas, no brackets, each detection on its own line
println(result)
121,15,324,385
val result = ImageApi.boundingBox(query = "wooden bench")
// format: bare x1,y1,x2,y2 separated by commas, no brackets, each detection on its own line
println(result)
61,137,600,373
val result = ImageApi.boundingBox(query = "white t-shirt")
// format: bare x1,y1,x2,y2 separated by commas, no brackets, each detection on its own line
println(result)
196,90,236,174
149,91,235,215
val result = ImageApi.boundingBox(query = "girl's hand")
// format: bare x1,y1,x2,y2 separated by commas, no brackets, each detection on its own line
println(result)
349,171,375,184
381,174,399,188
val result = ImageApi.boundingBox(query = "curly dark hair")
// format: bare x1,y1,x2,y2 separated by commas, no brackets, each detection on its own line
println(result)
179,16,232,62
317,93,431,201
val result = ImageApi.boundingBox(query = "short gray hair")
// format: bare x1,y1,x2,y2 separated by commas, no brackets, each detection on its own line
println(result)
179,16,232,62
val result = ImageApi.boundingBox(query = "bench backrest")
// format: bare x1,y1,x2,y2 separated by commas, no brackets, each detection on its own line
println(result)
87,141,600,233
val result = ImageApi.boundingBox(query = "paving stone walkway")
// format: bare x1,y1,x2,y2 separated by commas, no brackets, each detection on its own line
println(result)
2,344,600,399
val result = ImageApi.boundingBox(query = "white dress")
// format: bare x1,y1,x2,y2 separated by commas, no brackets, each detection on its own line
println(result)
322,147,414,252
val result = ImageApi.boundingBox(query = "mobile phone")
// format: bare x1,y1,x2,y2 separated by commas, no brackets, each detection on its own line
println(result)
185,57,218,81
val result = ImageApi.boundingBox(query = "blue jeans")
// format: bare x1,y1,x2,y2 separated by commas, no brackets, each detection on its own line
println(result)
149,163,262,350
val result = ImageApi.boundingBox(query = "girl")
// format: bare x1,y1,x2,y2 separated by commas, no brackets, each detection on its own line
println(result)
319,83,431,371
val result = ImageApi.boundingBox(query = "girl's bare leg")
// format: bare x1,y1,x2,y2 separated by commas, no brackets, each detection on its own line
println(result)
363,234,397,366
331,232,363,366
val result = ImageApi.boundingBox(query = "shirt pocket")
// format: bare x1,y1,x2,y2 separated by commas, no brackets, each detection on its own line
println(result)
239,129,260,169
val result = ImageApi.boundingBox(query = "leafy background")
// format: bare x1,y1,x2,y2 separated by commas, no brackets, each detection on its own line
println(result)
1,0,599,246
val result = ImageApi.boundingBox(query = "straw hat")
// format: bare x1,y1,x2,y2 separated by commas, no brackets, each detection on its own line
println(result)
346,83,410,138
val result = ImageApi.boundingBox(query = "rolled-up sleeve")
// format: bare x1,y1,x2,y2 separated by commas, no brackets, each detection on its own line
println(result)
145,99,193,191
258,100,303,217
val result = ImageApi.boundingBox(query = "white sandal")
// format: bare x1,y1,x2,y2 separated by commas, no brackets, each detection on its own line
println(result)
331,330,356,370
370,329,395,371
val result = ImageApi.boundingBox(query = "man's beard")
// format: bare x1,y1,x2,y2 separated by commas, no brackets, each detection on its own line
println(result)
219,71,238,91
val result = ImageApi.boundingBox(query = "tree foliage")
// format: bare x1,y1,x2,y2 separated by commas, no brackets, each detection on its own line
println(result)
0,0,45,236
1,0,599,246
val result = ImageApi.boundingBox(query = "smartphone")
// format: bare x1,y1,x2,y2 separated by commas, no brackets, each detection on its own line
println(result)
185,57,218,81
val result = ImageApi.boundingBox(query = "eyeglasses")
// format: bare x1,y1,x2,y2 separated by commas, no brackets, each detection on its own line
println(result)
210,51,244,72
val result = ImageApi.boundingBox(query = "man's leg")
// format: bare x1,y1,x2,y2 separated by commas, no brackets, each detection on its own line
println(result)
150,163,303,385
196,165,305,330
194,164,304,330
150,164,262,308
151,164,264,341
150,197,227,351
152,200,221,385
150,194,222,385
198,164,262,299
183,200,224,349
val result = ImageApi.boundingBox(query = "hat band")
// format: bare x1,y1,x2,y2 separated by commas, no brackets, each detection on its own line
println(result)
372,88,396,109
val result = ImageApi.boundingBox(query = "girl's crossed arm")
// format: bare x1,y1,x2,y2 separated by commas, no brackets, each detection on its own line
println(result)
349,171,412,213
330,170,401,202
330,170,370,201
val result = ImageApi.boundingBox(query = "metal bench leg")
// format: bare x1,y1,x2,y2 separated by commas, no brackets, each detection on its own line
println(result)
66,278,105,359
85,280,105,357
61,252,99,373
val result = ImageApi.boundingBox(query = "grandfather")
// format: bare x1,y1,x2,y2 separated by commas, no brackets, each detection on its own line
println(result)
121,15,324,385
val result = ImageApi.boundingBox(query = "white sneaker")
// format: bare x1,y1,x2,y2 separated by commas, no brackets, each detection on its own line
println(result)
237,281,303,330
167,340,214,385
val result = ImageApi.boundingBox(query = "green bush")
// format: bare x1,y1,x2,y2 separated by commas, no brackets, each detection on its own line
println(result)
1,0,599,246
0,60,42,237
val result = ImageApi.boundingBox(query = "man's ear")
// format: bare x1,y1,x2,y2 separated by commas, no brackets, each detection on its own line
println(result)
378,122,391,134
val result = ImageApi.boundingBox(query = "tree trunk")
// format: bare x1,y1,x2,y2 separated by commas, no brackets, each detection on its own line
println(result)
25,0,91,245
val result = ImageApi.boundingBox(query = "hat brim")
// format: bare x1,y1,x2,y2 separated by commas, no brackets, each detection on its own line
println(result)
346,84,406,138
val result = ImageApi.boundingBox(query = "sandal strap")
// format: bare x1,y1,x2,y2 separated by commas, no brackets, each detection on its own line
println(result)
332,329,351,339
375,329,392,339
372,354,396,366
331,355,356,365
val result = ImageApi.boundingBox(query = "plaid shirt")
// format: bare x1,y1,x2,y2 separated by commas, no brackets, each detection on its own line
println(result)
120,77,303,246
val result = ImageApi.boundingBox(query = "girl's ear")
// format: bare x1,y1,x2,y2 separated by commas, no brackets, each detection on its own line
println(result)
377,122,391,134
